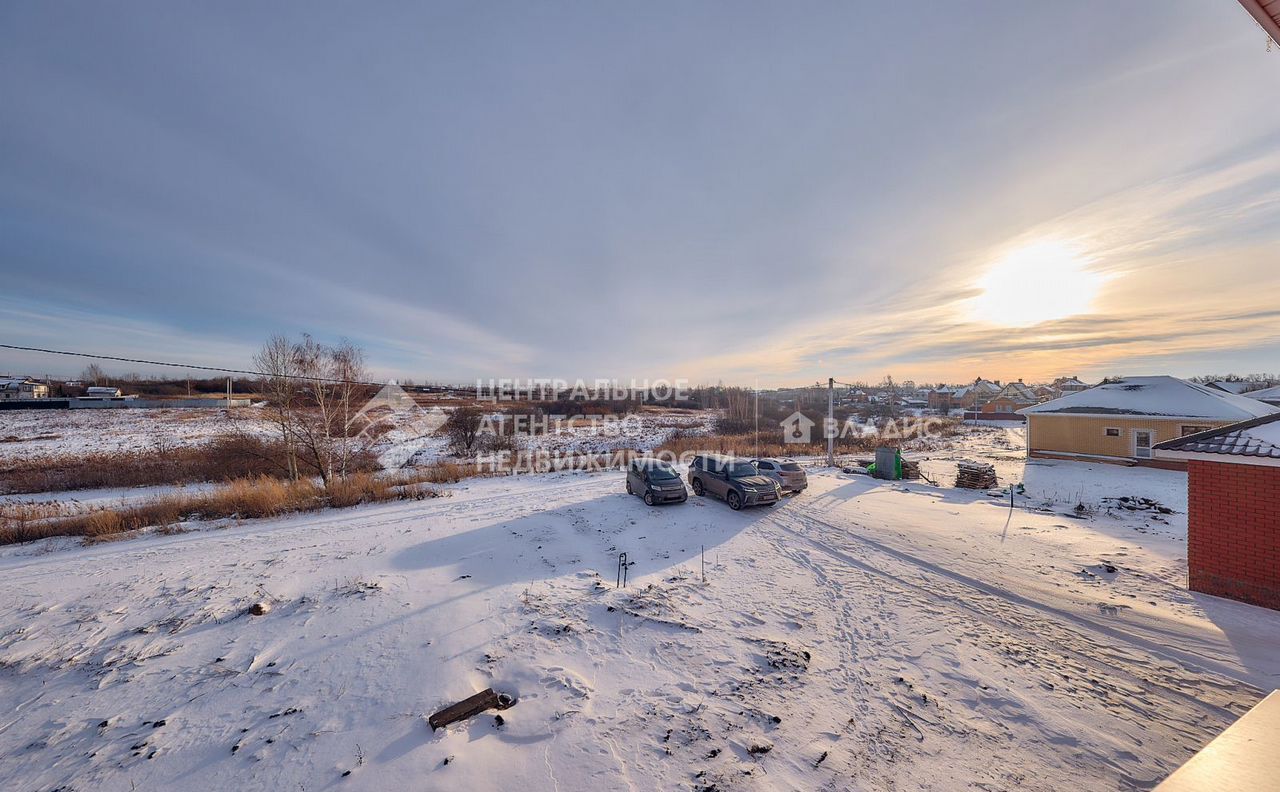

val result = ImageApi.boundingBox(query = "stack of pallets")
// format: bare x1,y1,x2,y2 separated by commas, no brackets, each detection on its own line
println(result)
955,461,997,489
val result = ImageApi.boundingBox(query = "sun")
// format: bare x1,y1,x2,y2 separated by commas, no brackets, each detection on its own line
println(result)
968,240,1108,327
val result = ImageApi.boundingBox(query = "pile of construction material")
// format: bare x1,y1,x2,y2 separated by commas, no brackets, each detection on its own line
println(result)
955,461,997,489
900,459,921,480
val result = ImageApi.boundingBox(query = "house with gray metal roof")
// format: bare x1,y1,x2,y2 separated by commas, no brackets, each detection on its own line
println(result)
1017,376,1278,467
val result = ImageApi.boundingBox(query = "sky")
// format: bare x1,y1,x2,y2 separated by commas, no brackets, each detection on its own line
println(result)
2,1,1279,388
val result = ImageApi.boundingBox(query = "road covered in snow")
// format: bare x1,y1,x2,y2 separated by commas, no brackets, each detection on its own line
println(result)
1,456,1277,791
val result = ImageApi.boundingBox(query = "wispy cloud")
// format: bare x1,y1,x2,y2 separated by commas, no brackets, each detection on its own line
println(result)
0,3,1277,385
680,146,1280,384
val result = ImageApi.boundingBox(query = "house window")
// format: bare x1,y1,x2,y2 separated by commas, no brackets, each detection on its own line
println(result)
1105,428,1120,437
1181,425,1212,436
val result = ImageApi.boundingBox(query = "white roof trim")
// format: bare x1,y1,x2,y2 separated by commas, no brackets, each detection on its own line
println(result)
1154,449,1280,469
1024,413,1225,423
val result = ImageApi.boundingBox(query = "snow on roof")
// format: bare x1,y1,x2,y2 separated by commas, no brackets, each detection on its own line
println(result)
1155,413,1280,460
953,379,999,398
1209,380,1264,395
1246,384,1280,403
996,381,1037,401
1019,376,1280,420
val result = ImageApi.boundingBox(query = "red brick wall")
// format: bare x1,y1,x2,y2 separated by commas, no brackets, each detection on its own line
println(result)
1187,460,1280,610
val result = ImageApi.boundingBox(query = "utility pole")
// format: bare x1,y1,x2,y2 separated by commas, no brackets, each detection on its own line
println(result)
226,376,231,407
827,377,835,467
754,379,759,459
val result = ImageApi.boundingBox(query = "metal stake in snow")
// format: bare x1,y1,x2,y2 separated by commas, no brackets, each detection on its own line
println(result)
616,552,628,588
701,545,706,582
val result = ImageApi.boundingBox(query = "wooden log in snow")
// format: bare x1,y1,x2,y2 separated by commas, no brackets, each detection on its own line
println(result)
428,688,514,731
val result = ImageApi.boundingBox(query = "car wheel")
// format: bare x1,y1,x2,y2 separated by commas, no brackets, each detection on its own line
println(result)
626,479,633,494
643,491,655,506
692,479,704,496
727,491,742,510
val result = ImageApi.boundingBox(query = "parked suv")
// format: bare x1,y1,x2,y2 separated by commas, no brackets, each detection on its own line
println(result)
687,454,781,510
626,459,688,505
753,458,807,494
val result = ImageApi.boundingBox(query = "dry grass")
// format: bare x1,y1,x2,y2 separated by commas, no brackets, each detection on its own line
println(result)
0,469,457,546
324,472,383,509
412,461,475,483
0,434,380,496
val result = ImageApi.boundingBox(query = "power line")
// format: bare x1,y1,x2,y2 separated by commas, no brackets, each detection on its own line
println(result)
0,343,388,387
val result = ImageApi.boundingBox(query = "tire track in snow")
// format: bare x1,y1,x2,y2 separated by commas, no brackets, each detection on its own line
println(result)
760,505,1259,724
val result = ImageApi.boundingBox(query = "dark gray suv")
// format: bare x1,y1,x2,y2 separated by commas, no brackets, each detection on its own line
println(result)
626,459,688,505
687,454,781,510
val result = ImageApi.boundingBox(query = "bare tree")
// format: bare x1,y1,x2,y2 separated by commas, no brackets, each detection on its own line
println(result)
330,340,366,478
254,335,303,480
287,335,370,487
253,334,369,486
81,363,107,385
444,405,485,455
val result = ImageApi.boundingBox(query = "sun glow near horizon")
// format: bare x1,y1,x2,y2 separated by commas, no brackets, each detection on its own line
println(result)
967,240,1111,328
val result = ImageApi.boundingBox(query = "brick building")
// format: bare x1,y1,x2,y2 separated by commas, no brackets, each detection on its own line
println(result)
1154,413,1280,611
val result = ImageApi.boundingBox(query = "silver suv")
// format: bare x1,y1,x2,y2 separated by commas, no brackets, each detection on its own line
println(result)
752,458,807,494
687,454,781,510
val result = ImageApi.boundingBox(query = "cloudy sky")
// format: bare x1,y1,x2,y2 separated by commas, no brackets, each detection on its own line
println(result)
2,1,1278,387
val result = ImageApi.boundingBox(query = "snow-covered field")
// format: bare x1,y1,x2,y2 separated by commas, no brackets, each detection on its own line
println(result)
0,405,715,471
515,408,715,456
2,427,1277,791
0,407,273,463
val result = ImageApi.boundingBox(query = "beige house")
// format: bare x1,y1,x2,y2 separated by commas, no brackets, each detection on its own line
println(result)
1018,376,1279,467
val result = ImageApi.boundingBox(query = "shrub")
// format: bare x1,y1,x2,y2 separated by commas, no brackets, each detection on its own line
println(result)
325,472,381,508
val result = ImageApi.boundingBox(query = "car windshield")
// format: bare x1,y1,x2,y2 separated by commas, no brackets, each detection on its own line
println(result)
726,462,759,477
779,462,802,472
644,465,679,480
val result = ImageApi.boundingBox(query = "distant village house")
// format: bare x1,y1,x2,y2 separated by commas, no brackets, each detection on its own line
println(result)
0,378,49,400
981,380,1038,415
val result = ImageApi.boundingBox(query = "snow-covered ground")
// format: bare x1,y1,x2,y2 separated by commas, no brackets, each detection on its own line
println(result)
0,407,274,462
514,408,715,456
2,430,1277,791
0,405,714,472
